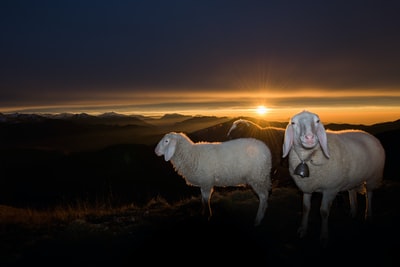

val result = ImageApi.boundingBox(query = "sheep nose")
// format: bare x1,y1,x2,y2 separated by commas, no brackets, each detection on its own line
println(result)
304,134,314,140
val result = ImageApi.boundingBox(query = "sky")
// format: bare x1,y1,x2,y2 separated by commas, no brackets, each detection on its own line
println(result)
1,0,400,124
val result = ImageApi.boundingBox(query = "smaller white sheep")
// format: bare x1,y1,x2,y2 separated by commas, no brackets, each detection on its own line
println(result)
155,132,272,226
227,119,285,167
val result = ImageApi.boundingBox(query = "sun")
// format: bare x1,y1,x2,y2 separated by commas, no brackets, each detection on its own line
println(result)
256,105,268,115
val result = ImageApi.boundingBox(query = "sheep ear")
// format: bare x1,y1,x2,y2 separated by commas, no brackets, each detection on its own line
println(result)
164,137,177,161
317,123,330,158
282,124,294,158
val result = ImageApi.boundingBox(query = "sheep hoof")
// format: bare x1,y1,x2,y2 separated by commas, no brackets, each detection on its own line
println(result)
349,207,357,218
320,236,329,248
350,211,357,219
297,227,307,238
365,215,373,224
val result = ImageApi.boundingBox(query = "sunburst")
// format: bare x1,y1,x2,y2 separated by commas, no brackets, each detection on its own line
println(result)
256,105,268,115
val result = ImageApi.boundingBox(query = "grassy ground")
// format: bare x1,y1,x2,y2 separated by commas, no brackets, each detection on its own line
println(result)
1,181,400,267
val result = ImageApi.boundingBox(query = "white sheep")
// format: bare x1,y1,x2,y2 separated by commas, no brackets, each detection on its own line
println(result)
155,131,272,226
282,110,385,244
227,119,291,186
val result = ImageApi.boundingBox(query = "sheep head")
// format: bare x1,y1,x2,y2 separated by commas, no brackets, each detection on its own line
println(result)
155,132,179,161
282,110,330,159
227,119,250,138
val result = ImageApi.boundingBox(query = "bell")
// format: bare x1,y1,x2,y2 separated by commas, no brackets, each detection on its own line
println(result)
294,161,310,178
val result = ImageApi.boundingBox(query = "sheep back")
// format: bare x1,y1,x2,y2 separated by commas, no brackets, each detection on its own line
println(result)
168,133,272,189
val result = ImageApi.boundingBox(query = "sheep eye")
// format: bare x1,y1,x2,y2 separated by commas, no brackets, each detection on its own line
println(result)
316,120,320,123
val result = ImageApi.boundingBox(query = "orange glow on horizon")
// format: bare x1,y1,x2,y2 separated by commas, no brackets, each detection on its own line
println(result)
0,89,398,125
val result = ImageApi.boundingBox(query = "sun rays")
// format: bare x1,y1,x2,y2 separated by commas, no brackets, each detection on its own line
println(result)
256,105,269,115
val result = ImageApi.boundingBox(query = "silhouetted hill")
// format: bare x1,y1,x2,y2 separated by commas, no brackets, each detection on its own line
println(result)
0,144,198,208
160,113,191,120
324,119,400,135
376,128,400,180
0,118,156,151
172,115,232,135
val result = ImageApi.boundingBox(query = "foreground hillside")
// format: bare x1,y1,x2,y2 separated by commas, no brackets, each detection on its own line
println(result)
1,182,400,266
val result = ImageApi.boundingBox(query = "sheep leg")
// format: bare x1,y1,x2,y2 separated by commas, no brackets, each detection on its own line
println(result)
200,187,213,221
365,191,373,220
348,189,358,218
320,191,337,244
298,193,312,238
254,191,269,226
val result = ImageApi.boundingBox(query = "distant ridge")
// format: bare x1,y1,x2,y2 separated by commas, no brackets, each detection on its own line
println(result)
160,113,192,120
324,118,400,135
0,112,399,132
0,112,154,127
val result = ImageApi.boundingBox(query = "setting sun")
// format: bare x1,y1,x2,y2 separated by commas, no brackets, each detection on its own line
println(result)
256,105,268,115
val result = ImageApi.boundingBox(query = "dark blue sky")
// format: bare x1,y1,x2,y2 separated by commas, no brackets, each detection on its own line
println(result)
1,0,399,122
